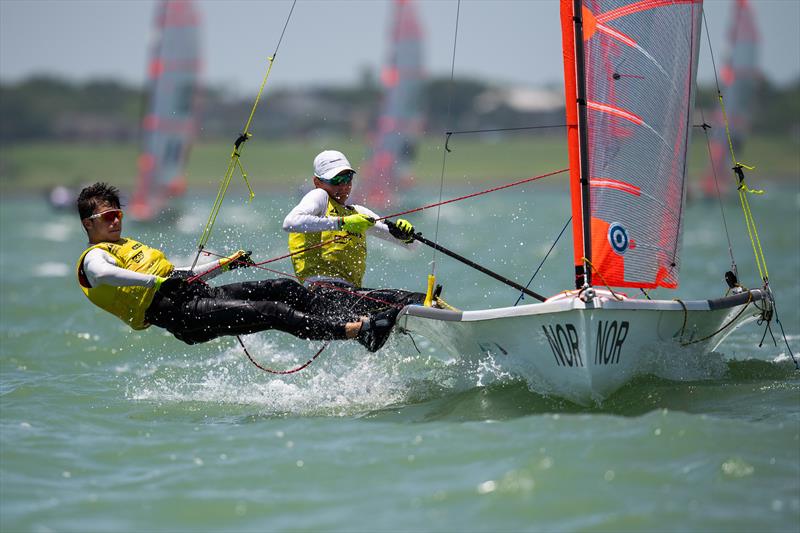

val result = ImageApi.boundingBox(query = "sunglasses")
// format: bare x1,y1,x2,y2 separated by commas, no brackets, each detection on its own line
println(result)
325,171,354,186
86,209,123,223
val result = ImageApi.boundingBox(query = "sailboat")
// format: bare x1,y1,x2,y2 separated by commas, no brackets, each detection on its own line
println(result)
359,0,425,209
700,0,760,198
391,0,770,404
130,0,201,221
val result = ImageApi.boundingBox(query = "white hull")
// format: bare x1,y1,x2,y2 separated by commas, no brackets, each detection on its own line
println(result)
395,289,766,404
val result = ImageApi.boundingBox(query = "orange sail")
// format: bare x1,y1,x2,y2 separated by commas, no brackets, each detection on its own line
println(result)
560,0,703,289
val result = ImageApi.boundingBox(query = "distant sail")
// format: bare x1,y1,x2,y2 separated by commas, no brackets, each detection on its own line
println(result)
701,0,760,197
360,0,425,208
561,0,703,289
130,0,201,221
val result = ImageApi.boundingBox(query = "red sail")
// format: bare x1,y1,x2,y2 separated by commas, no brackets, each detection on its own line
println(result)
359,0,425,209
560,0,703,289
130,0,201,221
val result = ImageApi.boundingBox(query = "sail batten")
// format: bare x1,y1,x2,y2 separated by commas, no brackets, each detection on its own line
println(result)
560,0,703,289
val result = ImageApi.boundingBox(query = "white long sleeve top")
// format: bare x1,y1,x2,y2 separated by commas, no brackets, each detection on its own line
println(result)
82,247,223,288
282,188,416,249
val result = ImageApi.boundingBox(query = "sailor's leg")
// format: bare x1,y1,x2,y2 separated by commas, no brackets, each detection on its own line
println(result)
214,278,314,311
151,296,351,345
347,289,425,316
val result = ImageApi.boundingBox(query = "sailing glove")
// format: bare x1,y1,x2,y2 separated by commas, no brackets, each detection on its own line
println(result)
221,250,255,271
341,213,375,234
388,219,415,243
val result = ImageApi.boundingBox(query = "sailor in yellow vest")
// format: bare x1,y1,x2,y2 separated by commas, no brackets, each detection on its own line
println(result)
76,182,392,350
283,150,426,349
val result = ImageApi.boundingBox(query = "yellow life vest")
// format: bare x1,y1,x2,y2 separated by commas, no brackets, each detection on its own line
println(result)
288,197,367,287
76,238,174,330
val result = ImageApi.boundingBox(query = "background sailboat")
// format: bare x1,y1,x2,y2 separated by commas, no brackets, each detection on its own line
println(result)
358,0,425,210
392,0,770,404
700,0,760,198
130,0,201,221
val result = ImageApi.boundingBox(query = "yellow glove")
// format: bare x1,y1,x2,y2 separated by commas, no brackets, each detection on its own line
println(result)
153,276,168,291
221,250,254,271
341,213,375,234
388,219,415,243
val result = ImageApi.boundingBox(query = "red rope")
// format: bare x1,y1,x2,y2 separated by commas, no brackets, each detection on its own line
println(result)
375,168,569,221
189,167,568,375
191,249,404,310
187,235,348,284
237,336,329,375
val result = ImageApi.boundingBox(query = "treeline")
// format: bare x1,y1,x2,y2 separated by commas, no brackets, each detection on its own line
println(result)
0,75,557,144
1,74,798,144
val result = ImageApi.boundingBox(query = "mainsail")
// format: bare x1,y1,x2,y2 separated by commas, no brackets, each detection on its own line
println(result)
360,0,425,208
130,0,201,221
560,0,704,289
701,0,760,197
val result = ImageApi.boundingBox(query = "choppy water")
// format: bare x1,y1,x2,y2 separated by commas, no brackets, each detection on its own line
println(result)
2,185,799,532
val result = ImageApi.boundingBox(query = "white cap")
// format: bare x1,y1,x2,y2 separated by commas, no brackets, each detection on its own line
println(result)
313,150,355,181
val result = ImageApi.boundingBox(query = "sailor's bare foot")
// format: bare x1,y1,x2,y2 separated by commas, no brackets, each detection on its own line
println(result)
345,321,363,339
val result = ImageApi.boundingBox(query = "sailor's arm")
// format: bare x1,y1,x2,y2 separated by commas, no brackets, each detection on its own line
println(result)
82,248,160,287
282,189,341,233
184,251,253,281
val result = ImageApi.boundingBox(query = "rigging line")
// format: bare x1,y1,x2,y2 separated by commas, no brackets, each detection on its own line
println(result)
191,168,566,289
430,0,462,278
703,10,769,284
374,168,569,222
187,236,350,283
668,0,702,278
446,124,570,135
238,335,328,375
191,249,406,310
514,216,572,306
771,299,799,370
191,0,298,270
698,106,737,275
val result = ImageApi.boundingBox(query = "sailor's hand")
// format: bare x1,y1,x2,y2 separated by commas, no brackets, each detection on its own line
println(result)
221,250,255,271
155,276,188,296
341,213,375,234
388,219,415,243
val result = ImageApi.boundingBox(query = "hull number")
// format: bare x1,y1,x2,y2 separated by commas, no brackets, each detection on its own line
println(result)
543,320,630,367
543,324,584,367
595,320,629,365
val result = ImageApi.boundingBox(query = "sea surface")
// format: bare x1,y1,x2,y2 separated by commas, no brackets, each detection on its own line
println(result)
1,184,799,532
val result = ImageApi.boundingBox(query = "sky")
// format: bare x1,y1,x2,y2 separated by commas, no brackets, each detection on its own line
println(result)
1,0,799,94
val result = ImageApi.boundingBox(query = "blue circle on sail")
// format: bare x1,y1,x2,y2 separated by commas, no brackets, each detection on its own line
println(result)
608,223,629,255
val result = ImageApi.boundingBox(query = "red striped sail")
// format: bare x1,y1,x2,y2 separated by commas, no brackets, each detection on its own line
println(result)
560,0,703,289
130,0,201,221
359,0,425,209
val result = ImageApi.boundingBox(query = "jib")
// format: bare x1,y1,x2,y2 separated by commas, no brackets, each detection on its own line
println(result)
594,320,629,365
542,323,583,367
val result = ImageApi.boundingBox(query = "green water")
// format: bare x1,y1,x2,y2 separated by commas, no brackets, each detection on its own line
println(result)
1,185,799,532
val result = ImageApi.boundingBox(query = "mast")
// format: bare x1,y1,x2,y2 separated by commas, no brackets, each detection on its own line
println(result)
571,0,592,288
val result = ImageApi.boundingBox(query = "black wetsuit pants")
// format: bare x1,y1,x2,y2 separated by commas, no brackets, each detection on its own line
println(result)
305,282,426,323
144,278,351,345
